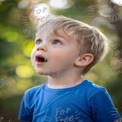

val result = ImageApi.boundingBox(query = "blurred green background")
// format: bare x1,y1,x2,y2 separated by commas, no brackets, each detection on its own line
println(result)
0,0,122,121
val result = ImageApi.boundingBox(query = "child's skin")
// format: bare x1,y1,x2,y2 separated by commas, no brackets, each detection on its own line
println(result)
31,28,94,89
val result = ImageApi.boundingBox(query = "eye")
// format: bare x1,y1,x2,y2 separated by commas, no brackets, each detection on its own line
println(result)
35,39,42,44
52,39,62,45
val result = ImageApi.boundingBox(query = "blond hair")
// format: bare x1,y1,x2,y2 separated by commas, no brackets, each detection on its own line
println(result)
37,16,109,75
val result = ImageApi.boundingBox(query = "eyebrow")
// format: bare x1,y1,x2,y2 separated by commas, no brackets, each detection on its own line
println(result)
55,33,66,39
34,38,41,43
35,29,70,42
54,31,70,41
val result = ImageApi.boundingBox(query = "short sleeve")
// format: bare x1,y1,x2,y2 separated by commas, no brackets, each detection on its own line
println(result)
90,89,121,122
18,91,32,122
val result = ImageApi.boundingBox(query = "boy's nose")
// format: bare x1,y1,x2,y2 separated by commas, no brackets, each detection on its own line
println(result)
36,44,47,52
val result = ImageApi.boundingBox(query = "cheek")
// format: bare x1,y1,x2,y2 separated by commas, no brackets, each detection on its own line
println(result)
52,50,75,64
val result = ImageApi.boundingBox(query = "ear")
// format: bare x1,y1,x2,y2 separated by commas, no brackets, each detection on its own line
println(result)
75,53,94,67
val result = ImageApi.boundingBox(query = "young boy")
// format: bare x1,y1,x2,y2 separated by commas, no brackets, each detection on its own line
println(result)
18,16,121,122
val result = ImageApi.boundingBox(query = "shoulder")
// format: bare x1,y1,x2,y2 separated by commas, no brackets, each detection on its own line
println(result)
24,84,45,99
85,80,106,91
85,80,121,121
84,80,109,99
84,80,115,108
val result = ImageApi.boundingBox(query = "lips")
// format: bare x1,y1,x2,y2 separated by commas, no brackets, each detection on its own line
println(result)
35,54,48,65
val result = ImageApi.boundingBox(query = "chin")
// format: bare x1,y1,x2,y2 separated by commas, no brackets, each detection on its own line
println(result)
35,70,48,75
34,68,43,74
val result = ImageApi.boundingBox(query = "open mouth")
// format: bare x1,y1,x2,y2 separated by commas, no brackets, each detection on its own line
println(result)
35,55,48,63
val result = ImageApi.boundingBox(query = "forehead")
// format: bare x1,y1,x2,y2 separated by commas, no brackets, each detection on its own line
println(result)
36,18,74,37
36,27,71,40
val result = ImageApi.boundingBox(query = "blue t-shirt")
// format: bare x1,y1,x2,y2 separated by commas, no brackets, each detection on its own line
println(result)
18,80,121,122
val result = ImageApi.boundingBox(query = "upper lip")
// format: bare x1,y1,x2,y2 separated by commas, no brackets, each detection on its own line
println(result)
35,54,48,62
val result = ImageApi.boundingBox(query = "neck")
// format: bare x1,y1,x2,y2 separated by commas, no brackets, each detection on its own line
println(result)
47,72,84,89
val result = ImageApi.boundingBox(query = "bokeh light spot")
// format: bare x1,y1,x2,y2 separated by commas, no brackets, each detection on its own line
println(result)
16,65,34,78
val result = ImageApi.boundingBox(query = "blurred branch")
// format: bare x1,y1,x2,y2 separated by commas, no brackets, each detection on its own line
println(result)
108,1,122,49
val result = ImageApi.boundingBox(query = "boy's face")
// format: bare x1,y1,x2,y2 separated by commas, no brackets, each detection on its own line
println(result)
31,29,80,76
